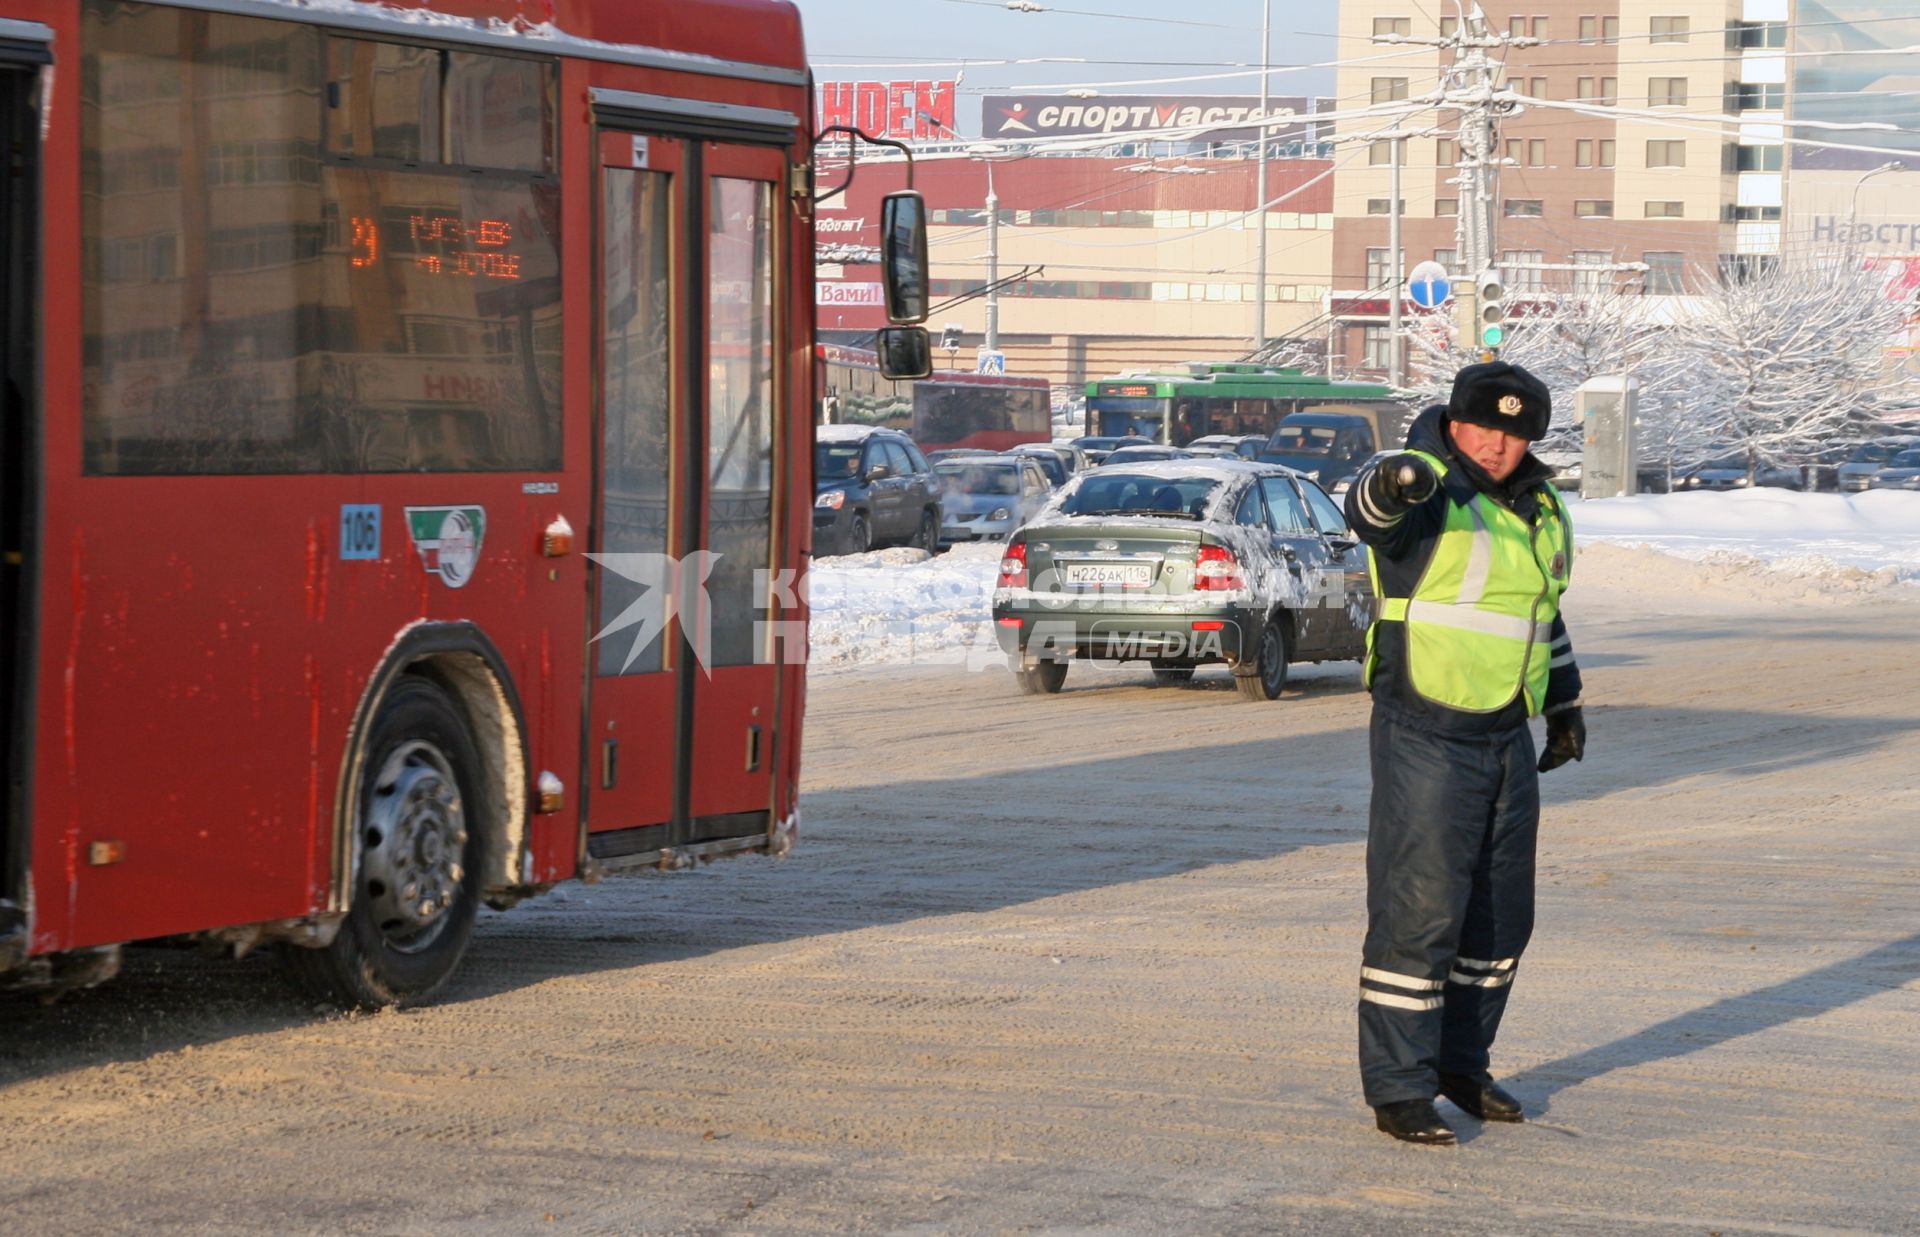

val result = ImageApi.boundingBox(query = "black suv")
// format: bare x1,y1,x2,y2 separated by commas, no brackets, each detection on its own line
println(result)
814,425,943,555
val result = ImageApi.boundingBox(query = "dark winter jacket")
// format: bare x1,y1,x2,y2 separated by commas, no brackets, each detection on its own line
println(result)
1344,404,1584,736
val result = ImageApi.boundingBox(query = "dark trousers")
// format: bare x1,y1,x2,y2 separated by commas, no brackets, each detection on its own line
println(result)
1358,704,1540,1107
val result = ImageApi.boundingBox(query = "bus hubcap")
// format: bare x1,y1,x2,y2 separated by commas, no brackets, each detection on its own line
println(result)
362,740,467,950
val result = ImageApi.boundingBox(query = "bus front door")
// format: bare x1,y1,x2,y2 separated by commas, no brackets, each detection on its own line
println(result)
585,133,784,858
584,134,686,857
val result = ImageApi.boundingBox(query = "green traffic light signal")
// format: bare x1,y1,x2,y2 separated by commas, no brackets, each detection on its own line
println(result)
1481,324,1505,347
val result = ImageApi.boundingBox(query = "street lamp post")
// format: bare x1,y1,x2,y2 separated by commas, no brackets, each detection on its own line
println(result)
1849,160,1904,221
984,159,999,354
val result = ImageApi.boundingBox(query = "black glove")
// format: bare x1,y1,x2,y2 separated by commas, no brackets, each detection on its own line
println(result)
1538,706,1586,773
1377,453,1437,507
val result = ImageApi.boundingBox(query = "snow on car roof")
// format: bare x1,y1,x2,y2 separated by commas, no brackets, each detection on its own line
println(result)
817,424,889,443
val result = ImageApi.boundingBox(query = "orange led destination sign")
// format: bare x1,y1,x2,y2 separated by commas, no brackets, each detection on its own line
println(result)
1102,384,1155,396
349,215,523,279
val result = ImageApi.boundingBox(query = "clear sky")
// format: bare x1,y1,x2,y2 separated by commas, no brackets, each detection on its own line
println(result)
790,0,1343,137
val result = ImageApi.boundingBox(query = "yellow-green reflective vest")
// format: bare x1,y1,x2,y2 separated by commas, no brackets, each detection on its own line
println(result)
1364,449,1572,716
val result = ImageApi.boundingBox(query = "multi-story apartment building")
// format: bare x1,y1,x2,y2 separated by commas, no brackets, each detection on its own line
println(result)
1329,0,1798,375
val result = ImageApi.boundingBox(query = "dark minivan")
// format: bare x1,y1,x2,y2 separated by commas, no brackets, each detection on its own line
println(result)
814,425,943,555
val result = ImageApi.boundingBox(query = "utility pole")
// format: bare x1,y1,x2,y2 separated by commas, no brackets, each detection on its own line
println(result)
984,159,1000,352
1388,130,1404,387
1253,0,1271,352
1444,6,1506,279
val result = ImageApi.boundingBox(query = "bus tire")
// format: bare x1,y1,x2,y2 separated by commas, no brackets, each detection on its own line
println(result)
283,675,484,1009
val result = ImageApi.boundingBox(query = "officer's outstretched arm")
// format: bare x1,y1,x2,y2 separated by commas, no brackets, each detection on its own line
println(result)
1344,453,1442,559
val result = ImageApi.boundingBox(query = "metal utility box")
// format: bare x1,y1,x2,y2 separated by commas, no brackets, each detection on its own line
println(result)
1577,375,1638,499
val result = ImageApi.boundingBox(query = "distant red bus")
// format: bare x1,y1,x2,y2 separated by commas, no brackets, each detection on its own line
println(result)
2,0,818,1005
816,343,1050,453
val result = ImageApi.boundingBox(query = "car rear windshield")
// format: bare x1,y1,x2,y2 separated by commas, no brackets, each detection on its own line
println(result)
936,461,1021,495
1059,472,1222,518
817,443,864,480
1893,451,1920,467
1268,425,1336,455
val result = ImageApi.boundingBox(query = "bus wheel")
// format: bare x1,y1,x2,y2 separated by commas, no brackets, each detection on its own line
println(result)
284,675,483,1009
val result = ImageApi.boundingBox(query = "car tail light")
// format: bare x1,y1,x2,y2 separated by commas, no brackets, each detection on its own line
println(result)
1194,544,1243,591
997,542,1028,588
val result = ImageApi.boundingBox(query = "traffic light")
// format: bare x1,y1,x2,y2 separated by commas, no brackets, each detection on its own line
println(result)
1475,268,1506,353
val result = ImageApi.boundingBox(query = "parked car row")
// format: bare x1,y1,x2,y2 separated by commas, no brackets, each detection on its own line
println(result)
816,427,1104,557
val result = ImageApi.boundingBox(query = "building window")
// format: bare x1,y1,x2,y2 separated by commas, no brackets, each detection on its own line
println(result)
1501,250,1544,292
1580,77,1618,104
1578,15,1595,42
1650,16,1689,44
1575,200,1614,218
1436,198,1458,216
1730,82,1785,112
1601,77,1618,104
1365,199,1405,216
1504,138,1522,164
1649,77,1687,106
1528,77,1548,98
1735,144,1783,172
1729,21,1786,49
1369,139,1394,166
1503,199,1544,217
1727,204,1782,222
1598,139,1617,167
1362,325,1391,370
1644,252,1685,295
1573,252,1612,293
1435,248,1460,274
1531,17,1548,38
1366,247,1404,286
1373,16,1411,38
1440,15,1458,38
1719,253,1778,282
1437,137,1459,167
1602,15,1619,42
1529,138,1546,167
1508,16,1526,39
1647,140,1686,168
1372,77,1409,104
1644,200,1684,218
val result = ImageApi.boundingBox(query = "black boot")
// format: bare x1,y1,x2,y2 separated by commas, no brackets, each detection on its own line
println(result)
1373,1098,1456,1144
1437,1072,1524,1122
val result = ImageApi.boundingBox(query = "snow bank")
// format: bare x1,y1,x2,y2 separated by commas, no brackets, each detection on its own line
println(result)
804,492,1920,669
1571,490,1920,584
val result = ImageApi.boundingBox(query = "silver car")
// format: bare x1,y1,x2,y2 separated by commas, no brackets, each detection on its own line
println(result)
936,456,1055,546
1867,448,1920,491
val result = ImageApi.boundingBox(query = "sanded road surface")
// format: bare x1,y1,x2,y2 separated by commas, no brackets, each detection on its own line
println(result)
4,575,1919,1234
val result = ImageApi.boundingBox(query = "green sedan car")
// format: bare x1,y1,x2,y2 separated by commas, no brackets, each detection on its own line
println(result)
990,459,1372,700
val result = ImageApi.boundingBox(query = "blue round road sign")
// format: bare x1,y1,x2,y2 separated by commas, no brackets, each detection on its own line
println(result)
1407,260,1452,309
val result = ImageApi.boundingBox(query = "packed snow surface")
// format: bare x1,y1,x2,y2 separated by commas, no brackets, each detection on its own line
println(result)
807,492,1920,667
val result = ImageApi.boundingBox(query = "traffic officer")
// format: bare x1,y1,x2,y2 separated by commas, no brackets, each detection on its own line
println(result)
1342,360,1586,1145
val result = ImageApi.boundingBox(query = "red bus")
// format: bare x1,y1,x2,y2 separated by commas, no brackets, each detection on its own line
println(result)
816,343,1050,454
0,0,825,1005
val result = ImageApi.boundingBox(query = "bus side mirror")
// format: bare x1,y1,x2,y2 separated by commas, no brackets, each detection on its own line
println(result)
875,326,931,380
881,190,929,324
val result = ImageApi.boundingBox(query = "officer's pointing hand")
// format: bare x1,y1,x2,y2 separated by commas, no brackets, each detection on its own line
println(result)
1537,706,1586,773
1378,453,1438,506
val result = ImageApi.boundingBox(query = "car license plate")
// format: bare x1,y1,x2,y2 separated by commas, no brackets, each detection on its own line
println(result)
1064,561,1152,587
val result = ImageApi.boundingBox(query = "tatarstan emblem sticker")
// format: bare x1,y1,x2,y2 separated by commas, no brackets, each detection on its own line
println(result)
405,506,486,588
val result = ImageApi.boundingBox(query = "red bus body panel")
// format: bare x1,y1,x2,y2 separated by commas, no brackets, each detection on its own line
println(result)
18,0,814,958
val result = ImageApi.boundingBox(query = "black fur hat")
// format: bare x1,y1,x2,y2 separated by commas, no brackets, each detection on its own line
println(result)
1447,361,1551,442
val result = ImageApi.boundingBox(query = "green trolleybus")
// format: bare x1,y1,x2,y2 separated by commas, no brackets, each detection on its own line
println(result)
1085,363,1404,449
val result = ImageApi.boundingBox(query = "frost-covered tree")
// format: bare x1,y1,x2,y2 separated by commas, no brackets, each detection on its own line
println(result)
1665,246,1920,479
